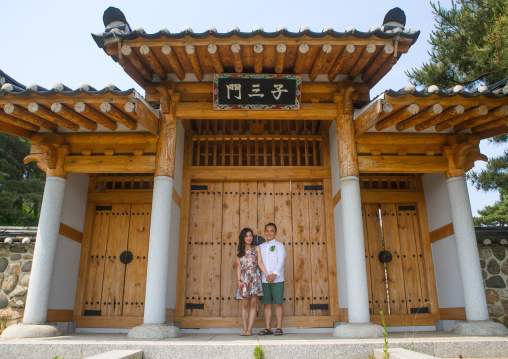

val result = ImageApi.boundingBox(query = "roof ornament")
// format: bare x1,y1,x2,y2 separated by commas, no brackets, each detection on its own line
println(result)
276,25,287,32
382,7,406,31
181,26,194,33
53,82,72,91
322,26,333,32
206,26,217,32
103,7,131,34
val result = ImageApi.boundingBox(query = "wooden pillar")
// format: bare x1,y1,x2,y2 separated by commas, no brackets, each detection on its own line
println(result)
333,86,374,327
130,85,181,338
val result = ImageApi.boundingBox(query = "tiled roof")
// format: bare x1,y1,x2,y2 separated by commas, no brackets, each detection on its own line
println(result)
0,227,37,244
476,227,508,246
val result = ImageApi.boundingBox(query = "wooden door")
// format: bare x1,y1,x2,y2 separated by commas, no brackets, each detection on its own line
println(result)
363,202,428,316
83,203,151,318
184,180,331,319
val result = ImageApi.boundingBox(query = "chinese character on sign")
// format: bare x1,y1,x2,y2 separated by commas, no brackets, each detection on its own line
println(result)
226,84,242,100
271,84,288,100
248,84,264,98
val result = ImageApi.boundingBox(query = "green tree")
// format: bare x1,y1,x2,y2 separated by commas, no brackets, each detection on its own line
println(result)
473,189,508,226
406,0,508,89
0,133,45,226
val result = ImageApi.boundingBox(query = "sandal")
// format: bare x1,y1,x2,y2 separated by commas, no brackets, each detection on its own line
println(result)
259,328,273,335
274,328,283,336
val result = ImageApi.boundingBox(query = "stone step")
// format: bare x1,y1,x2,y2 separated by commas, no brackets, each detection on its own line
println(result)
374,348,441,358
85,350,143,359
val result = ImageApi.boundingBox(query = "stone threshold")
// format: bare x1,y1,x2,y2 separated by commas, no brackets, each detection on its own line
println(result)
1,332,508,358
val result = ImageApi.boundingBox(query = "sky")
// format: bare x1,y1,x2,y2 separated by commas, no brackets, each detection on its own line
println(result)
1,0,505,215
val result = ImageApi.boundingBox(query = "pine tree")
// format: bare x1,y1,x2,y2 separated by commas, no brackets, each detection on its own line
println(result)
406,0,508,89
0,133,45,226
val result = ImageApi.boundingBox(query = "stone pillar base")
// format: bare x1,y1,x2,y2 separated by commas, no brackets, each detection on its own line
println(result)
333,323,384,338
452,320,508,336
0,323,60,339
127,324,181,340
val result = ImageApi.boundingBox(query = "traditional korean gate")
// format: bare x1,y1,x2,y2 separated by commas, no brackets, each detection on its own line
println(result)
82,203,151,317
184,180,331,322
362,203,430,316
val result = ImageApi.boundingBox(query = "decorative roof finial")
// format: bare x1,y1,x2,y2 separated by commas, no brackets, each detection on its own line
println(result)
382,7,406,30
103,7,131,33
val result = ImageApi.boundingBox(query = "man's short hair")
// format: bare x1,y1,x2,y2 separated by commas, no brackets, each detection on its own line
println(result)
265,222,277,232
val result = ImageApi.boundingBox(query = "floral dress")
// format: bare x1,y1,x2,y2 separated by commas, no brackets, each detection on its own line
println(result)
235,246,264,299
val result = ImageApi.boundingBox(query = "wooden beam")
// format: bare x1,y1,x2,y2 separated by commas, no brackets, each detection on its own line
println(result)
328,44,355,81
74,102,117,131
46,309,73,322
176,102,337,120
472,115,508,133
415,105,464,131
207,44,224,73
161,45,185,81
87,191,153,203
0,108,40,131
52,102,97,131
354,100,384,136
59,222,83,243
361,44,394,82
396,104,443,131
435,105,488,132
139,45,167,81
253,43,264,73
455,105,508,131
131,99,159,135
231,44,243,73
348,44,376,80
294,44,309,74
367,50,398,88
28,103,79,131
185,44,204,81
121,45,152,81
172,187,181,208
333,189,341,207
430,222,454,243
439,307,466,320
0,120,32,138
375,104,419,131
4,103,58,131
358,155,448,173
62,132,157,145
183,166,331,180
478,123,508,139
275,43,286,74
100,102,137,130
64,155,155,173
309,44,332,81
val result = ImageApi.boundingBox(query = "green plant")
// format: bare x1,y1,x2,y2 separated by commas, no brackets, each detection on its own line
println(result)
254,345,264,359
379,310,389,359
0,314,11,335
402,302,432,351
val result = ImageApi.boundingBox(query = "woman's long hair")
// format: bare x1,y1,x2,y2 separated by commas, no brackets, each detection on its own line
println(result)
237,227,254,258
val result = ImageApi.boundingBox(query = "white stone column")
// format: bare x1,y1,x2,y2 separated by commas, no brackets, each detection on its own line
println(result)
446,176,488,321
340,176,371,323
24,176,67,324
143,176,174,324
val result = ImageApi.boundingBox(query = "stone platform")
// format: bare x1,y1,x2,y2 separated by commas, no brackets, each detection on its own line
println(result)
1,331,508,359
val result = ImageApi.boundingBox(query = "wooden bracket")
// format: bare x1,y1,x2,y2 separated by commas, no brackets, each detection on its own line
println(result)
444,135,487,178
24,136,70,178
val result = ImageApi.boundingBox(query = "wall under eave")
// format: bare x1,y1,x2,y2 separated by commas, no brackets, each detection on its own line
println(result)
422,173,465,309
166,120,185,310
329,120,348,312
48,173,89,310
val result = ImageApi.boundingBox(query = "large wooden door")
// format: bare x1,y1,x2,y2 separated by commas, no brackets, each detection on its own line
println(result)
363,202,429,316
183,180,331,320
83,203,151,317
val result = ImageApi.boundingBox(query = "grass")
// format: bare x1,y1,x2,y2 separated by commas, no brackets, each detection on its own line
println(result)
253,345,264,359
379,310,389,359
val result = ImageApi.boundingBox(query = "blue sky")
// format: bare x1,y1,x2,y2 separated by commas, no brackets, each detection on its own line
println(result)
1,0,505,214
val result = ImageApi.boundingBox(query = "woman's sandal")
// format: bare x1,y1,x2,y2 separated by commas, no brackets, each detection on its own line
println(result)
274,328,283,336
259,328,273,335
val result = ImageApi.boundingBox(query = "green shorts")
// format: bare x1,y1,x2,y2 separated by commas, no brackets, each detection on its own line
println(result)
261,282,284,305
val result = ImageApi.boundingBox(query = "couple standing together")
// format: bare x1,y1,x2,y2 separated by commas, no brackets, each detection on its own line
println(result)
235,223,286,336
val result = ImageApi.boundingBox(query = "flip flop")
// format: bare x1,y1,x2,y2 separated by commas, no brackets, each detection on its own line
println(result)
274,328,283,336
259,328,273,335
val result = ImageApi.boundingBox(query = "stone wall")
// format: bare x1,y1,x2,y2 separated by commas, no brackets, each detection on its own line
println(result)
0,244,33,328
479,245,508,324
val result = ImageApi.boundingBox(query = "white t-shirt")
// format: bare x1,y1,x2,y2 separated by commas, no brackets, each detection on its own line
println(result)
258,239,286,284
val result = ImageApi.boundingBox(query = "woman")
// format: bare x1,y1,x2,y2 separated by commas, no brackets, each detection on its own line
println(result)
235,227,269,336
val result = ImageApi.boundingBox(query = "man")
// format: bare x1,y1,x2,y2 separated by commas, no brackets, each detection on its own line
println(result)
258,222,286,336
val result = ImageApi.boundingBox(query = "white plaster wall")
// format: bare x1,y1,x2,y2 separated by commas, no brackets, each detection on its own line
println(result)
422,173,465,308
173,120,185,196
48,173,89,310
166,201,181,309
334,202,348,309
60,173,89,232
